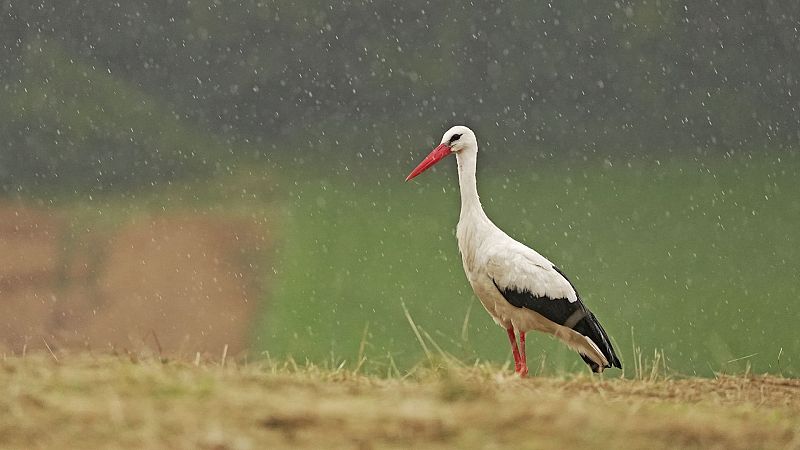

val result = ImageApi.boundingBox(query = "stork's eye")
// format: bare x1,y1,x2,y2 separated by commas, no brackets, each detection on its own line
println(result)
449,134,462,143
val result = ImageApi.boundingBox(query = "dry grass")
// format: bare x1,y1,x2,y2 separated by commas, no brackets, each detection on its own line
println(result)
0,353,798,449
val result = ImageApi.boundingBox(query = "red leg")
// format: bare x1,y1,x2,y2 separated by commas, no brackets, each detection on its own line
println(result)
506,327,522,373
519,331,529,377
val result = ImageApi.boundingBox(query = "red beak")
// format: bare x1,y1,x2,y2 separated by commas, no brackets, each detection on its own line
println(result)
405,143,452,181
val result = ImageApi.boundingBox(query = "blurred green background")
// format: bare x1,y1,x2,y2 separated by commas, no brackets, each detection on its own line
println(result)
1,1,798,376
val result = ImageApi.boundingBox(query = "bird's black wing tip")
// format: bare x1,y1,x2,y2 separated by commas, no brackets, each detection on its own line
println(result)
581,354,622,373
602,357,623,371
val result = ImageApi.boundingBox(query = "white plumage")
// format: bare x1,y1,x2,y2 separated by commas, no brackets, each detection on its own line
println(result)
407,125,621,376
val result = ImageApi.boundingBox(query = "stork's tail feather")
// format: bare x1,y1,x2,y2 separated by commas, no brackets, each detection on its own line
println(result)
573,311,621,372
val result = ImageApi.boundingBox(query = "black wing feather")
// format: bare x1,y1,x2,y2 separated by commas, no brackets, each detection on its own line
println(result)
491,266,622,371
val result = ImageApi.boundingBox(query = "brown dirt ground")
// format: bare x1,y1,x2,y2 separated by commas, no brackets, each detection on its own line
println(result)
0,202,269,357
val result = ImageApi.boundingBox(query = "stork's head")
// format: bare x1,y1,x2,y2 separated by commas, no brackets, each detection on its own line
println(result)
406,125,476,181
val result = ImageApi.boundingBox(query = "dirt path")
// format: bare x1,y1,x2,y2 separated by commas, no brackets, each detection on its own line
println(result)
0,202,269,357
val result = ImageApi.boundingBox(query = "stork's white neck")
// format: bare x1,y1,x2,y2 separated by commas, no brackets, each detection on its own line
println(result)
455,148,485,219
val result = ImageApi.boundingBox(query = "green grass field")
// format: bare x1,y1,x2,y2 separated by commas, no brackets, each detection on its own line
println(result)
44,151,799,377
258,152,800,377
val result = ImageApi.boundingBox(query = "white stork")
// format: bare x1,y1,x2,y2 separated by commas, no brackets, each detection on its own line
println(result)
406,125,621,376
